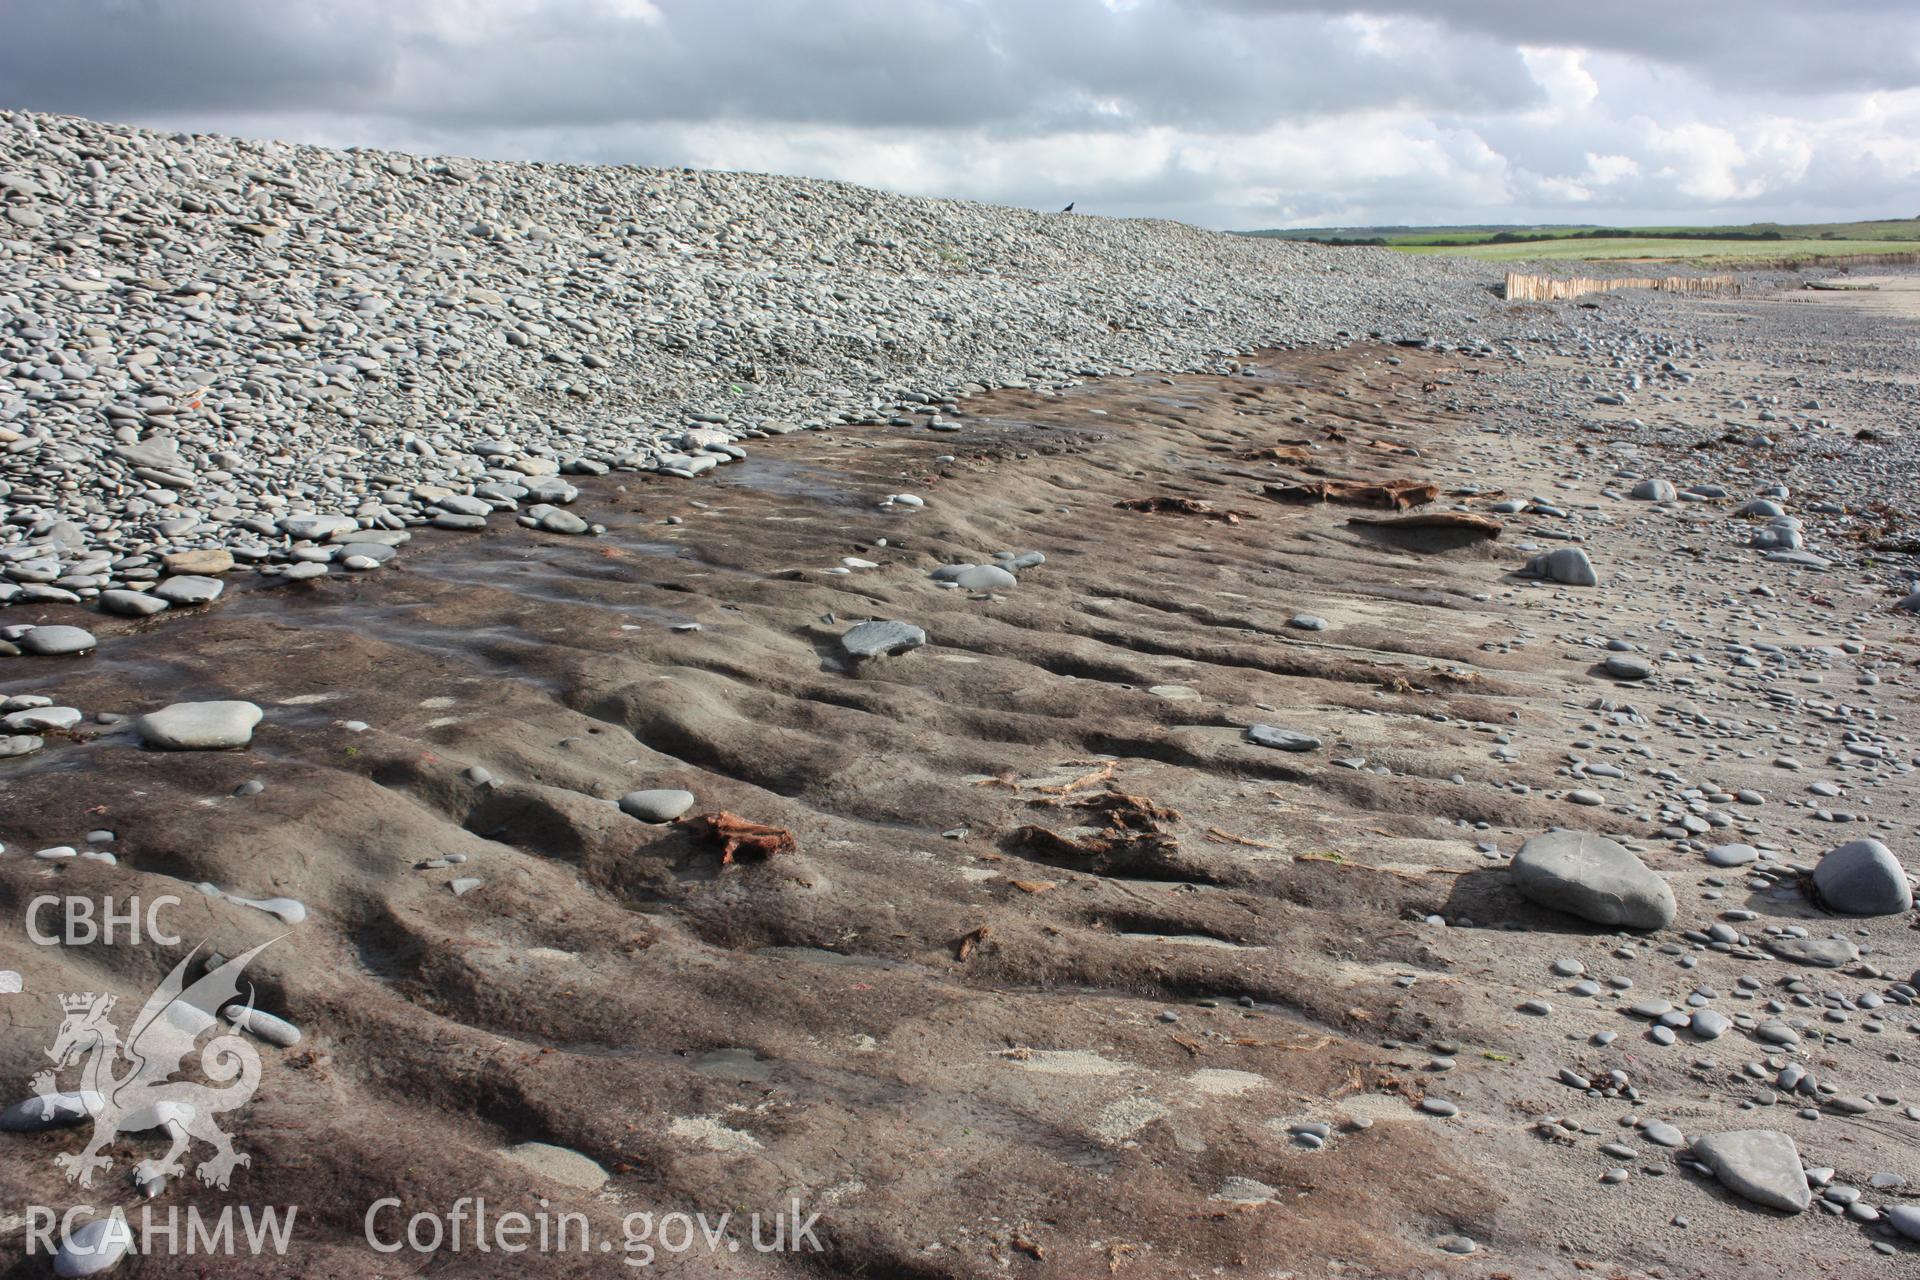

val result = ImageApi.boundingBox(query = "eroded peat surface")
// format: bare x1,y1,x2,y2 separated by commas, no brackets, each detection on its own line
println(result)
3,341,1917,1278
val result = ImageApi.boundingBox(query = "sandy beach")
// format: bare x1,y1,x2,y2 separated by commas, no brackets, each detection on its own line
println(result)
6,266,1920,1276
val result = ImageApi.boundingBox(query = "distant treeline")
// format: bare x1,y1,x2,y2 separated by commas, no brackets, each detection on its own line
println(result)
1478,228,1787,244
1261,227,1803,248
1243,224,1587,238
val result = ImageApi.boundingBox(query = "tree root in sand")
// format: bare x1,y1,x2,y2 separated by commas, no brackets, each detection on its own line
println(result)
1030,788,1177,828
954,924,991,961
1263,478,1439,509
694,811,797,863
1008,785,1197,879
1008,823,1186,878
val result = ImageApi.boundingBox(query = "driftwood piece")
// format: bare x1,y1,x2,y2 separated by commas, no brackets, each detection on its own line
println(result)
1263,479,1439,510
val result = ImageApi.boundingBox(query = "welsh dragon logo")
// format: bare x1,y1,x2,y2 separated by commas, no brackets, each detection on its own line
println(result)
30,941,275,1190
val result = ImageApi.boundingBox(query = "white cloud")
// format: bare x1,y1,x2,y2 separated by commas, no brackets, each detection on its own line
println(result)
0,0,1915,228
1585,153,1639,185
1519,47,1599,113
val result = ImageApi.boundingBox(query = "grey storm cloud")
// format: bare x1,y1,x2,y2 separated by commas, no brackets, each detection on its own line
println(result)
2,0,1918,228
0,0,1540,130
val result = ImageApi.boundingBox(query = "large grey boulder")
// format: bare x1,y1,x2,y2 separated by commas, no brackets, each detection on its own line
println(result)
1691,1130,1811,1213
135,701,263,750
1629,478,1675,501
1511,830,1676,929
1810,839,1912,915
1520,547,1598,587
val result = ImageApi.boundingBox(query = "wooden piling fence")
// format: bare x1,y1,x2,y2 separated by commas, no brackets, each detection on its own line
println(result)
1504,272,1739,302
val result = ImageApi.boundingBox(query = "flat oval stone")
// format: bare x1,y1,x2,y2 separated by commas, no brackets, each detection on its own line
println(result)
337,541,397,565
840,620,926,659
153,574,225,605
1763,936,1858,968
135,701,264,751
1603,654,1653,681
619,788,696,822
3,706,79,731
1246,724,1321,752
97,589,170,617
1705,843,1758,867
954,564,1016,591
1642,1120,1685,1147
1690,1009,1731,1039
19,625,97,656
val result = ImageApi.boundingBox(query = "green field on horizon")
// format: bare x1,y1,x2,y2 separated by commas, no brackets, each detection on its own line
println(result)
1242,217,1920,263
1398,235,1917,262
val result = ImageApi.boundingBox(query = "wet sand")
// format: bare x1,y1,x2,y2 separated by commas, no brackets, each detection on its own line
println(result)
3,340,1917,1277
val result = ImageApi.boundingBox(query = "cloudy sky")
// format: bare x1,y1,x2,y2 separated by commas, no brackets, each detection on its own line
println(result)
5,0,1920,230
